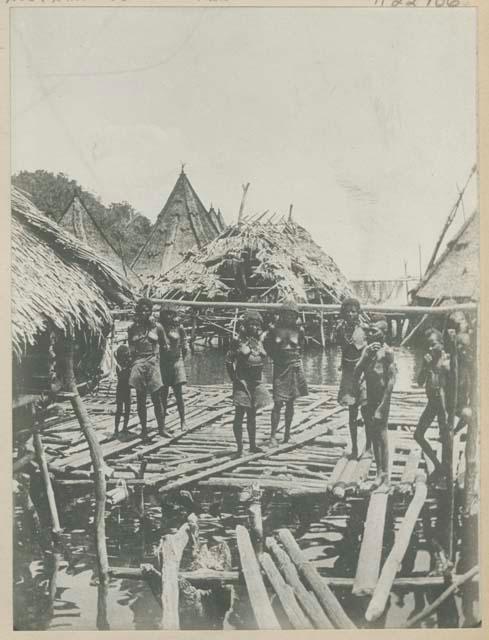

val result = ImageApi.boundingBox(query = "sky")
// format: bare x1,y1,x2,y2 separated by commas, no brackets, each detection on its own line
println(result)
10,7,477,280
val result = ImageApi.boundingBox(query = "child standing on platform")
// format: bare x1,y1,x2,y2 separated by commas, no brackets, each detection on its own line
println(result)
414,329,450,486
335,297,371,459
354,320,396,492
114,344,131,437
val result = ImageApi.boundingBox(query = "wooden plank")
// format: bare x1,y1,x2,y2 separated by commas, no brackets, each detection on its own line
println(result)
277,529,356,629
365,474,428,622
260,552,312,629
353,492,389,596
236,525,280,629
266,537,332,628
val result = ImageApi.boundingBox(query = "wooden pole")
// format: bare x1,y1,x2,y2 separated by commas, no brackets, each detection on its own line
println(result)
353,492,388,595
159,513,199,629
63,337,109,583
444,333,458,561
247,485,264,552
137,299,477,316
238,183,250,222
365,474,427,622
236,525,280,629
266,536,332,628
259,552,312,629
277,529,356,629
32,429,62,535
405,565,479,628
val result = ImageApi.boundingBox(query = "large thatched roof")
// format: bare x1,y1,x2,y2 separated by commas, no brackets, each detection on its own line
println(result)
12,187,133,359
145,218,354,304
131,169,226,278
415,211,479,303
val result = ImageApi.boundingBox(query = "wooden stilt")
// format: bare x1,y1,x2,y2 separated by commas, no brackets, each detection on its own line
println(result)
159,513,199,629
259,552,312,629
32,428,61,535
353,492,388,595
277,528,356,629
63,337,110,583
247,485,263,552
236,525,280,629
365,473,427,621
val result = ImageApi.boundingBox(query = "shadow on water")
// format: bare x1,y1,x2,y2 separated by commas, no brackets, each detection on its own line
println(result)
14,345,468,630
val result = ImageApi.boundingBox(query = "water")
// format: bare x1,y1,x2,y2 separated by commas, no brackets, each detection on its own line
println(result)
15,345,460,631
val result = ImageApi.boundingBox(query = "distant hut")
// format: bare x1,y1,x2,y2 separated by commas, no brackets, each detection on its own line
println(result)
58,191,137,283
413,211,479,305
12,187,133,399
131,168,226,279
146,218,353,304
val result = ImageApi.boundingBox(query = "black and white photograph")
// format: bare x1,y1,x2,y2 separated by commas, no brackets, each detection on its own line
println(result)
9,2,481,632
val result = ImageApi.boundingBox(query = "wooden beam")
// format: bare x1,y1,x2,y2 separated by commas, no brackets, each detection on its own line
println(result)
277,529,356,629
259,552,312,629
236,525,280,629
365,474,428,622
353,492,388,596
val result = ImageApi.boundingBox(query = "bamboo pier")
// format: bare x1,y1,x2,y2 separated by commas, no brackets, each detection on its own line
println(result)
14,379,475,629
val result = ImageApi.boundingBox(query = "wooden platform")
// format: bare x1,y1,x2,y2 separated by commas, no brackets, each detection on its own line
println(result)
30,382,467,498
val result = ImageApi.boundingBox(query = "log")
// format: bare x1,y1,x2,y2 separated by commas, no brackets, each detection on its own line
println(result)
63,338,109,583
365,474,428,621
277,529,355,629
260,552,312,629
266,536,333,628
353,492,388,595
332,458,358,498
159,513,199,629
33,430,61,534
405,565,479,628
236,525,280,629
327,456,348,489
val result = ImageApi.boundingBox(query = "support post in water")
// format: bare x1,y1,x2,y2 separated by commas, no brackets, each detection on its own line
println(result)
62,336,110,583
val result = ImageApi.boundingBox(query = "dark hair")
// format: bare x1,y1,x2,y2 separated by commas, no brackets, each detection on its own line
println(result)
340,297,361,316
135,297,153,313
159,303,177,325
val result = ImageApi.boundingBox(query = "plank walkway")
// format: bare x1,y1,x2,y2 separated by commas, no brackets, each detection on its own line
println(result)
30,382,466,499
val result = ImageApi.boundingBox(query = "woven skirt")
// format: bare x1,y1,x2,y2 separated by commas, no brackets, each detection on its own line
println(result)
272,363,308,402
160,356,187,387
233,379,272,410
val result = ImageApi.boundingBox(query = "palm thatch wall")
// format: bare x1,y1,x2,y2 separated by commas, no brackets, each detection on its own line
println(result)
12,186,133,361
144,218,354,304
414,211,479,304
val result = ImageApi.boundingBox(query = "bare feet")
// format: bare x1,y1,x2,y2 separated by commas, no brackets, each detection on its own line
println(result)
373,473,390,494
269,436,278,448
362,447,373,459
232,450,243,459
348,449,359,461
159,429,172,439
180,422,188,431
250,445,263,453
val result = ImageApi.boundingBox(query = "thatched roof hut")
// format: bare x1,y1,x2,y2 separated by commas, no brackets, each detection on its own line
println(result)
131,169,226,279
12,186,133,365
414,211,479,304
145,217,354,304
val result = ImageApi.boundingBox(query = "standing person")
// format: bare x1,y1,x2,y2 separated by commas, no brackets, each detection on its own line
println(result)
354,321,396,492
114,344,132,438
335,297,371,459
414,329,450,486
158,304,189,432
225,311,271,457
128,297,170,441
264,301,308,445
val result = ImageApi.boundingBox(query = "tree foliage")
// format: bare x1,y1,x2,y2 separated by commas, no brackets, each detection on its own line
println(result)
12,170,152,264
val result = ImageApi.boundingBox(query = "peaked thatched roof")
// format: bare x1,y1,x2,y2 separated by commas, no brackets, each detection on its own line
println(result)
131,170,226,278
145,218,354,304
415,211,479,302
59,192,134,281
12,187,133,359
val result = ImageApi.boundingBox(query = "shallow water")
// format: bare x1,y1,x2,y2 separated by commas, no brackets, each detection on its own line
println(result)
14,345,464,631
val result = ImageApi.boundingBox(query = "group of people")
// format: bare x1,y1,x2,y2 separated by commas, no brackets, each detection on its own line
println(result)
113,296,473,493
